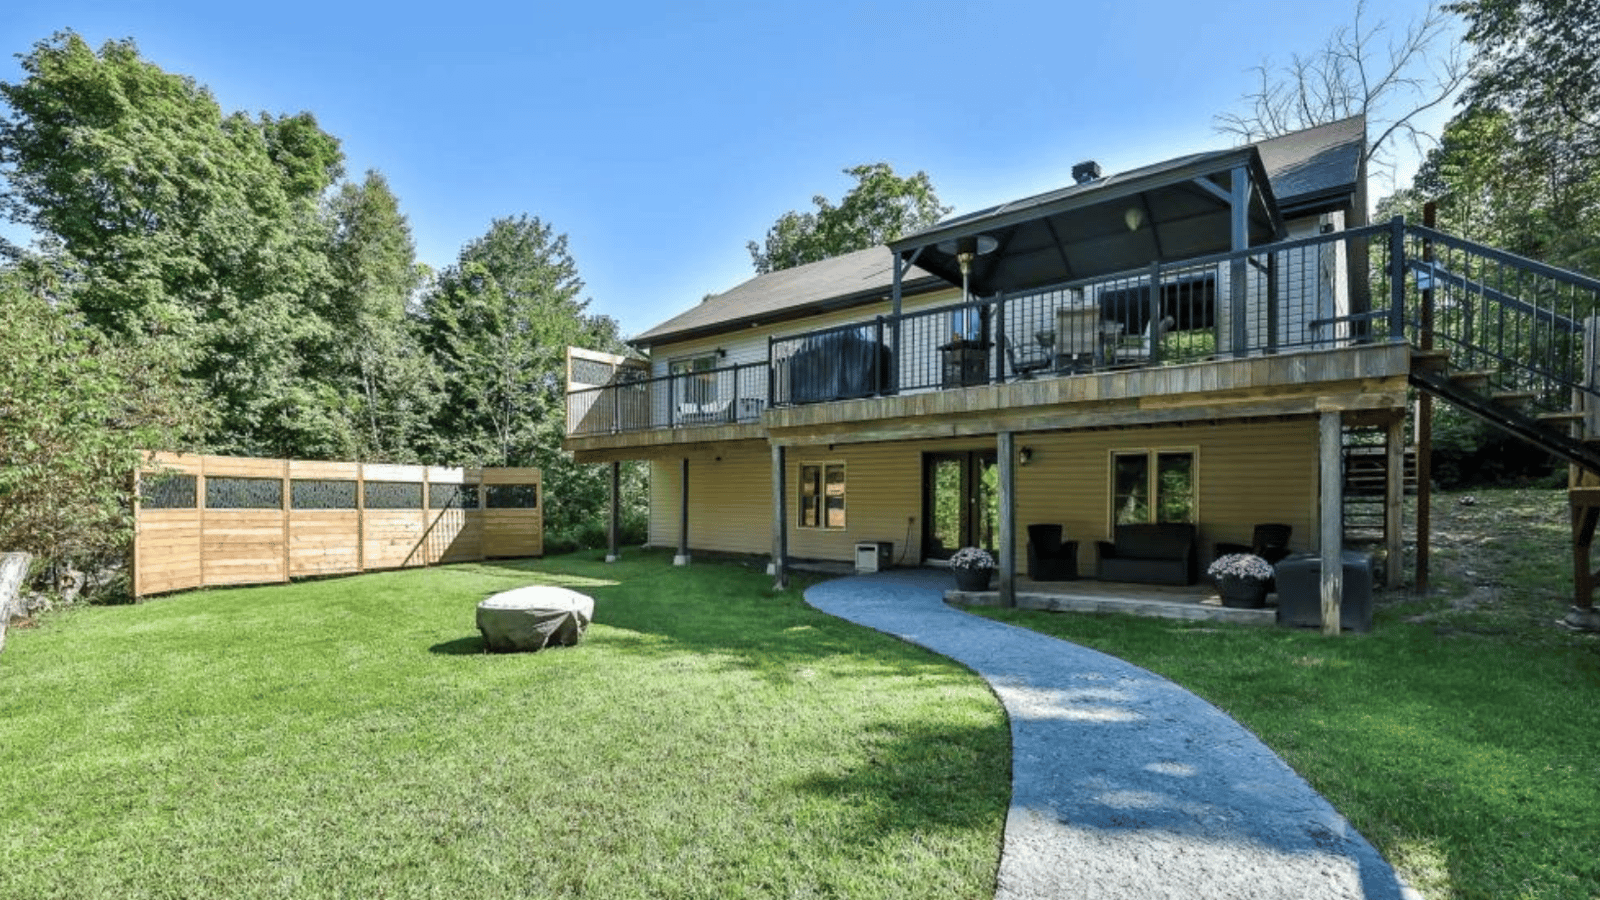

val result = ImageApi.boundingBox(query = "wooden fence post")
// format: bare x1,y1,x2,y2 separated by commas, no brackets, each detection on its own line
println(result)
281,457,291,584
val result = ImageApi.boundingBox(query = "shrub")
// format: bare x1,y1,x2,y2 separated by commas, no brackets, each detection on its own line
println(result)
0,270,200,596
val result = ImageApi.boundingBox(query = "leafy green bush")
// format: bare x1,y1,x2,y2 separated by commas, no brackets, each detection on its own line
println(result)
0,270,200,595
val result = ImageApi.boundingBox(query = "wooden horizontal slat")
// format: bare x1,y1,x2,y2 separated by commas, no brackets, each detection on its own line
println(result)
361,463,426,482
134,453,538,595
289,460,361,479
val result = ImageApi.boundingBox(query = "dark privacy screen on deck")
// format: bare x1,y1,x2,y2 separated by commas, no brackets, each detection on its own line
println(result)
486,484,539,509
364,481,423,510
429,482,481,510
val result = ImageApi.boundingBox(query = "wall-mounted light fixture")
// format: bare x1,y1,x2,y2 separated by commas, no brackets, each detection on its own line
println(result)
1124,206,1145,232
715,347,728,359
1019,446,1034,466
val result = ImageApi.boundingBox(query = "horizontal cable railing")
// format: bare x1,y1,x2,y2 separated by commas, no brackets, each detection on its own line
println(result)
1403,224,1600,411
566,361,768,436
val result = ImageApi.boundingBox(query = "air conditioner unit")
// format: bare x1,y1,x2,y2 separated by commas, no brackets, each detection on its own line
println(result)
854,541,892,573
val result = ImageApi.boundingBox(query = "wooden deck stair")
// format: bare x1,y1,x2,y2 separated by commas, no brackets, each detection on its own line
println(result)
1408,347,1600,628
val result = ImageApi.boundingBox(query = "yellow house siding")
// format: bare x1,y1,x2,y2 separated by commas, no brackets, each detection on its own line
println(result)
649,419,1321,571
1009,419,1319,576
648,451,771,555
786,443,926,563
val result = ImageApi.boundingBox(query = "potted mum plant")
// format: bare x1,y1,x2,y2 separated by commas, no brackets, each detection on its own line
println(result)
1207,552,1275,608
949,547,996,591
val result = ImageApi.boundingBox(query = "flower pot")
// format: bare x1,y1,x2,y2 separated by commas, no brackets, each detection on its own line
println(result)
1216,575,1269,608
952,566,993,592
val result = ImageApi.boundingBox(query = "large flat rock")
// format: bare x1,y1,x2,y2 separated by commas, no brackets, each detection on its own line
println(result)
476,585,594,652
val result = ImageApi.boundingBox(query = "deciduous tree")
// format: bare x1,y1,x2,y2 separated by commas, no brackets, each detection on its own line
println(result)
324,171,439,462
1448,0,1599,135
0,263,202,580
747,163,950,274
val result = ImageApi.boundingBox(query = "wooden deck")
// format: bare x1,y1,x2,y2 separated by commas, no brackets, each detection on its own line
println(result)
568,343,1411,461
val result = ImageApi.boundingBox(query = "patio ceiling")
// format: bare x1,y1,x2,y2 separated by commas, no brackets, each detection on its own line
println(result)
890,146,1284,297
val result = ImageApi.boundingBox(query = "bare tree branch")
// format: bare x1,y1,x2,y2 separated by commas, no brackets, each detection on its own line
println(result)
1216,0,1468,193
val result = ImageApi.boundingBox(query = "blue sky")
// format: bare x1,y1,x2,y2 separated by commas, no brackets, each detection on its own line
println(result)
2,0,1460,338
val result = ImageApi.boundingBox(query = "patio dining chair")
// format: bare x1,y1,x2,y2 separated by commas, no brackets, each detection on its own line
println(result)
1003,335,1052,380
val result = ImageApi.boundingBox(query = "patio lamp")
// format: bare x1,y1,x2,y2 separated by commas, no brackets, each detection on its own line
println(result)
938,234,999,335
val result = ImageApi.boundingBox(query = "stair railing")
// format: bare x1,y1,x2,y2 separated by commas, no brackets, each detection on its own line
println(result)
1402,223,1600,413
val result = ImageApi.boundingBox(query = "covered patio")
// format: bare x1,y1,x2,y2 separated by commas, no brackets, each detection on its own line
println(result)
946,576,1278,626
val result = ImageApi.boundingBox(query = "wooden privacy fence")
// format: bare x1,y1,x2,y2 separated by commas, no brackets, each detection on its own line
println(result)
133,452,543,598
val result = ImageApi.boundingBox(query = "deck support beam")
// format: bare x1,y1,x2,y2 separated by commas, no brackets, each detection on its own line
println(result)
1319,410,1345,634
771,444,788,590
606,460,621,563
997,430,1016,608
674,458,691,566
1385,416,1405,587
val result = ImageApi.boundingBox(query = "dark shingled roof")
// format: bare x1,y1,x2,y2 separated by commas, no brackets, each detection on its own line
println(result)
1254,114,1366,220
631,246,941,346
633,116,1366,348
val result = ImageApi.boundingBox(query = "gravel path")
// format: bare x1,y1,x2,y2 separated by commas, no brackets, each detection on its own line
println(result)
803,569,1417,900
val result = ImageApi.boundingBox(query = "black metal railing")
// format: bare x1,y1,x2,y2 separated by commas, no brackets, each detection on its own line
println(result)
768,222,1403,403
566,361,768,436
1403,223,1600,411
566,217,1600,436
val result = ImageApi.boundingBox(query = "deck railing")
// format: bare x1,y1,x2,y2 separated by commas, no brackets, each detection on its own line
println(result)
1403,224,1600,412
768,223,1401,403
567,221,1510,436
566,361,769,436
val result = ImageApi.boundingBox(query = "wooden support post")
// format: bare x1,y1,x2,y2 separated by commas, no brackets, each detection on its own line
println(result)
1416,202,1436,596
1319,410,1345,635
674,458,691,566
997,431,1016,608
1385,416,1405,588
771,444,788,590
1569,315,1600,628
132,463,143,599
198,456,210,588
606,461,622,563
281,457,292,583
1571,503,1598,614
475,475,486,562
1229,163,1249,359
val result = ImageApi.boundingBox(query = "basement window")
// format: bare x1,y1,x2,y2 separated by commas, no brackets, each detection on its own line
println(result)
798,462,846,530
1111,449,1196,526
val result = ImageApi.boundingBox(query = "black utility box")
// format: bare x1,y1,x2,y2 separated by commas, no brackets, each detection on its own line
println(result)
1274,551,1374,632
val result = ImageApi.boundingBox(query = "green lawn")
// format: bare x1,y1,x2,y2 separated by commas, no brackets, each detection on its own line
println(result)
973,488,1600,900
0,553,1009,900
7,489,1597,900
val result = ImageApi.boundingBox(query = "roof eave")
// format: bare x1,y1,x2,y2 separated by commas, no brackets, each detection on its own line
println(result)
630,273,948,349
889,147,1268,255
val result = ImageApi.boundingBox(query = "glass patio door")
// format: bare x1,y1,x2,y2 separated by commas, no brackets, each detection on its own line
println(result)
922,451,998,561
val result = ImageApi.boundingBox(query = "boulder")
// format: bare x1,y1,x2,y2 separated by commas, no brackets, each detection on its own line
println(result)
476,585,594,652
